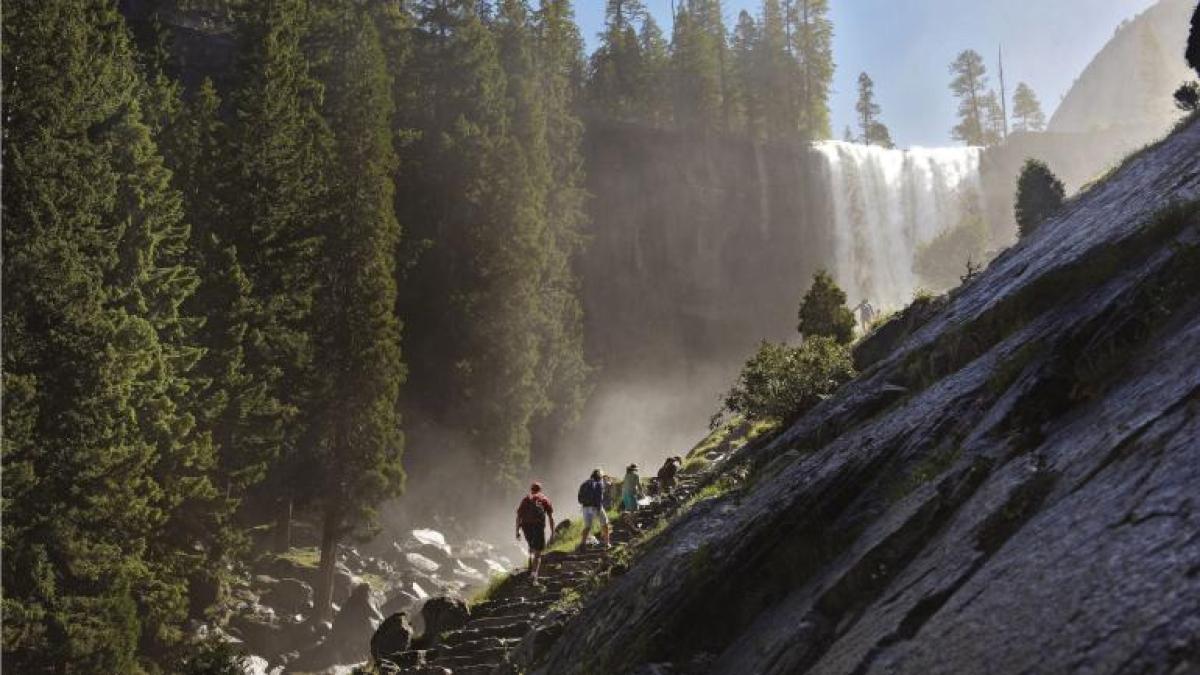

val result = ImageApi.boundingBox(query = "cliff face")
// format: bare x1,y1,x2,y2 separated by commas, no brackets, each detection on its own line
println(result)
580,121,832,379
538,117,1200,675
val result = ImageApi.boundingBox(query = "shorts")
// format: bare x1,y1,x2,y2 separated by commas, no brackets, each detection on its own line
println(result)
521,523,546,552
582,505,609,531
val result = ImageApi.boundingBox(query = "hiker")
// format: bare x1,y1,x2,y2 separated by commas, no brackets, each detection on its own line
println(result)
656,456,682,494
577,469,611,551
515,482,555,583
621,464,644,527
853,299,876,331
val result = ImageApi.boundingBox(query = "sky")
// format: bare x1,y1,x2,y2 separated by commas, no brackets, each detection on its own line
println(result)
574,0,1163,147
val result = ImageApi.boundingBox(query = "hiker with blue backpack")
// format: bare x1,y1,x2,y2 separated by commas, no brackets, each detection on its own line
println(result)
577,469,612,551
516,482,555,583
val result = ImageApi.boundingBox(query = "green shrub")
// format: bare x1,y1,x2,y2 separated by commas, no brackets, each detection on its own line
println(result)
1015,159,1065,237
797,270,855,345
1175,81,1199,112
721,337,855,422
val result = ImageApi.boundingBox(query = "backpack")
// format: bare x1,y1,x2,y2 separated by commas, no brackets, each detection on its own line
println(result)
578,479,602,507
517,496,545,525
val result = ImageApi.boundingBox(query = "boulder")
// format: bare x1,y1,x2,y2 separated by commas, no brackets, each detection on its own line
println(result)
261,577,312,616
332,563,356,606
381,589,419,617
452,559,486,583
414,542,454,568
419,596,470,645
370,612,413,665
553,518,573,536
403,552,440,574
329,583,383,663
408,528,447,549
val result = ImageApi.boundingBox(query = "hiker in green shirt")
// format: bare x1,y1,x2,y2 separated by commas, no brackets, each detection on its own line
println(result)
621,464,643,527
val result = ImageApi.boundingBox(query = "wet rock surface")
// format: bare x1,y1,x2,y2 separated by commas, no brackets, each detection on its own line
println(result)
533,118,1200,674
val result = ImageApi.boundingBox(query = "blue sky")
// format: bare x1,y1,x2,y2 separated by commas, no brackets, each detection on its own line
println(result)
574,0,1161,147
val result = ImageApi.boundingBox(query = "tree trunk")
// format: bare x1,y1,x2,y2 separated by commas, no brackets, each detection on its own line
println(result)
313,505,340,624
272,497,292,553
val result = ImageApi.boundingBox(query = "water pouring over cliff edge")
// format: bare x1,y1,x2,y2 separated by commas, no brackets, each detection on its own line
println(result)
812,141,985,310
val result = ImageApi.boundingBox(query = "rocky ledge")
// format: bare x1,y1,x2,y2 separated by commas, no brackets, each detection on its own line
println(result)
532,116,1200,674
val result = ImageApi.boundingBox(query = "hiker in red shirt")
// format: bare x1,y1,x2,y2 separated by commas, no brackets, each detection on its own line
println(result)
516,482,555,583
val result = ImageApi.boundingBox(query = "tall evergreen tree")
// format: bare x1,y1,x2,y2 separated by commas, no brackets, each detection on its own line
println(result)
949,49,989,146
638,13,673,125
1011,82,1046,132
226,0,334,550
729,9,762,137
757,0,796,141
854,71,893,147
789,0,833,140
671,0,725,133
155,76,277,603
586,0,648,120
306,0,407,621
981,90,1006,146
3,1,216,668
533,0,594,454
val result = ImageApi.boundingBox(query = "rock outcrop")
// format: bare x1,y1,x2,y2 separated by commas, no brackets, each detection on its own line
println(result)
534,117,1200,674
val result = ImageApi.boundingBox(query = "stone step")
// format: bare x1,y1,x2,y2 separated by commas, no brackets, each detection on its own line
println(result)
435,635,515,658
443,620,531,646
472,602,552,620
394,666,451,675
432,647,509,668
448,665,496,675
468,613,537,630
387,649,436,668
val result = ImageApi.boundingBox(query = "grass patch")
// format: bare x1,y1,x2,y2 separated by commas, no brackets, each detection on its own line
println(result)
685,475,740,508
745,418,780,444
276,547,320,568
886,443,963,504
551,586,583,613
680,456,711,475
688,422,736,459
546,508,621,554
360,573,389,595
469,573,509,608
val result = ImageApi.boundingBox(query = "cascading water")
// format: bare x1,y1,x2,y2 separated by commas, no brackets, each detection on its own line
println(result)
812,141,985,310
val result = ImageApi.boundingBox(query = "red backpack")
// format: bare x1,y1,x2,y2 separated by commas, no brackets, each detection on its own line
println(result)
517,495,546,525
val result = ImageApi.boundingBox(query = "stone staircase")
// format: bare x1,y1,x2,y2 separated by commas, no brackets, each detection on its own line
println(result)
384,477,701,674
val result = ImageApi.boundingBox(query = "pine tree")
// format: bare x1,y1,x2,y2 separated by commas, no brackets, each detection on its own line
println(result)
401,0,532,494
949,49,989,146
789,0,834,140
671,0,725,133
533,0,593,455
638,13,673,125
855,71,893,147
226,0,334,550
3,1,214,668
1188,2,1199,76
730,10,762,137
587,0,648,120
307,0,406,622
982,90,1006,146
797,270,855,345
1015,159,1065,238
758,0,796,141
1011,82,1046,132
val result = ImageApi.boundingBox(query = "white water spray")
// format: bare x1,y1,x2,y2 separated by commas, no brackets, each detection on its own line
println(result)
812,142,984,310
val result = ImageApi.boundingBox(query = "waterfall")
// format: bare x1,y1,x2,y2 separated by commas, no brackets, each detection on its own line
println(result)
812,141,984,310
